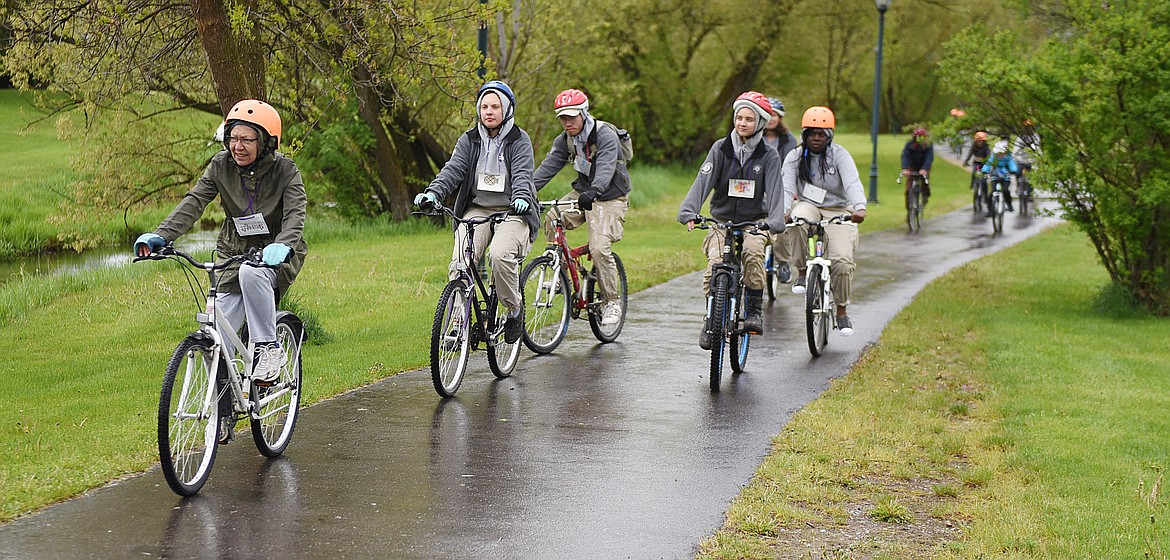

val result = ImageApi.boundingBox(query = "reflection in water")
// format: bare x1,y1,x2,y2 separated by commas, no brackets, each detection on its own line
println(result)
160,456,301,558
0,231,216,287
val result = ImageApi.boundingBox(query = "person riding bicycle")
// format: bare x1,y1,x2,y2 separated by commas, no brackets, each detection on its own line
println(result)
981,140,1019,216
678,91,787,350
900,127,934,206
963,130,990,171
1013,119,1041,190
134,99,308,387
782,106,867,337
763,96,801,285
532,88,629,326
414,81,539,345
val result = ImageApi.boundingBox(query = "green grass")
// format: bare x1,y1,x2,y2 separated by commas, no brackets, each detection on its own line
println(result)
0,128,969,522
698,225,1170,558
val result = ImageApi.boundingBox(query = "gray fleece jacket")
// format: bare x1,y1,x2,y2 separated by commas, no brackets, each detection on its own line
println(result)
781,143,867,212
533,119,631,201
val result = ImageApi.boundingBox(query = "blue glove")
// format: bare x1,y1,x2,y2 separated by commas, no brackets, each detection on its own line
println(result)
134,233,165,255
511,199,529,214
262,243,292,266
414,192,437,209
578,192,596,211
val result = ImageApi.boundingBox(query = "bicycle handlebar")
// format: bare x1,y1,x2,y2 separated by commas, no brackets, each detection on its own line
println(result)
133,245,280,270
785,214,855,229
690,215,770,234
413,201,515,225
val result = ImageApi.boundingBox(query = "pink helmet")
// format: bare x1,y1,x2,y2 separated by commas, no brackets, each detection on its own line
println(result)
553,89,589,117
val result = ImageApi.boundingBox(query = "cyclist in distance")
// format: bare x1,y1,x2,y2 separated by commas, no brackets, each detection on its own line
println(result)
900,127,934,206
414,81,539,344
133,99,308,385
782,106,867,336
678,91,787,350
981,140,1019,216
532,88,630,326
763,97,800,284
963,130,990,172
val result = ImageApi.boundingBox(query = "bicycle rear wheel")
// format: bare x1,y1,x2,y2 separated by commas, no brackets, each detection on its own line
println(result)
806,265,829,357
487,295,521,378
250,314,303,457
729,288,750,374
587,252,628,343
431,279,472,397
159,336,221,496
520,255,570,354
708,274,729,391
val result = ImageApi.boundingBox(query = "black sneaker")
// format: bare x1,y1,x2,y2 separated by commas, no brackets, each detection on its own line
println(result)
699,326,713,350
1006,204,1014,212
504,312,523,344
836,315,854,337
217,417,235,445
777,262,792,284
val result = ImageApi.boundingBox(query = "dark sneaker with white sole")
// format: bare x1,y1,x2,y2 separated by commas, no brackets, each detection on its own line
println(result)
836,315,854,336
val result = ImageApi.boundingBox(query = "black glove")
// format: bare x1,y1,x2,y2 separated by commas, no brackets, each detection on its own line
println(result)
578,192,596,211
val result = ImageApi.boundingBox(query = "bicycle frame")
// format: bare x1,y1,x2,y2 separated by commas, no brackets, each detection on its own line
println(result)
451,213,509,349
542,202,598,315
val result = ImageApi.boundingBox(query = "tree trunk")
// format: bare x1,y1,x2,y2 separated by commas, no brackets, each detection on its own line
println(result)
190,0,266,113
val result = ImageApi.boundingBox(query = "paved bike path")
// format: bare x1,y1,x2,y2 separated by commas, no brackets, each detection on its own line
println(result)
0,205,1061,559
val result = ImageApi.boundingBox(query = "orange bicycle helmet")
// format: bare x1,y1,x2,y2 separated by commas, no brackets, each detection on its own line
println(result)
224,99,282,151
801,106,836,130
974,131,988,141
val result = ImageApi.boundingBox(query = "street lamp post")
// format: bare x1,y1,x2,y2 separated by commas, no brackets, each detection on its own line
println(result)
868,0,892,203
476,0,488,79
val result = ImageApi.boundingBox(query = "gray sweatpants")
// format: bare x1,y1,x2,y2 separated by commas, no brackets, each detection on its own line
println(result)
216,265,278,360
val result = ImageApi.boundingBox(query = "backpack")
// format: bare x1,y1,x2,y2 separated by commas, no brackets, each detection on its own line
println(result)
598,120,634,163
566,120,633,164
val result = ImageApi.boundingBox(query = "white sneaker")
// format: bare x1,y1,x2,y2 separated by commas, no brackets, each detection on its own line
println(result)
252,343,286,384
601,301,622,325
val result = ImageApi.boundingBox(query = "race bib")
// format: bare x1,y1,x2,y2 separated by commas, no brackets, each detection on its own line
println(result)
803,184,827,204
477,171,507,193
728,179,756,199
233,213,270,236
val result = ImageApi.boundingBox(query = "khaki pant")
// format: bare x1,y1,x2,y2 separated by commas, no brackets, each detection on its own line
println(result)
544,192,627,302
789,201,859,305
450,204,532,311
770,227,798,264
702,227,768,296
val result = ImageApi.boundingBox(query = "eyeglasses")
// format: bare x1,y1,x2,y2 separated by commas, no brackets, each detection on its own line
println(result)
228,136,259,146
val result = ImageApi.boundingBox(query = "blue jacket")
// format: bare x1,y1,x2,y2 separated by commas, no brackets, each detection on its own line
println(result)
981,154,1019,177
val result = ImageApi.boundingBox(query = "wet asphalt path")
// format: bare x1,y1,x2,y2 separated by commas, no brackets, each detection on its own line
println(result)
0,204,1060,559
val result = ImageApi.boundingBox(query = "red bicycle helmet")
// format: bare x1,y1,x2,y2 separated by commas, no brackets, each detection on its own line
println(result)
553,89,589,117
734,91,772,117
913,127,928,138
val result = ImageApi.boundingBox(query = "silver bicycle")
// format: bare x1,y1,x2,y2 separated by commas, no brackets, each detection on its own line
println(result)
136,245,304,496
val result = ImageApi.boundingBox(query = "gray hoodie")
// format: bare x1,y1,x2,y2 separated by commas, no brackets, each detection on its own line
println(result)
781,143,867,212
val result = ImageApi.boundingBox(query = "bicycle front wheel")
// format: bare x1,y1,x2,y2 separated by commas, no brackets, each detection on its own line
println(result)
159,336,221,496
906,189,919,233
708,274,729,391
431,279,472,397
992,193,1004,233
1019,179,1031,215
972,179,984,214
250,314,303,457
520,256,570,354
587,252,628,343
487,295,521,378
806,265,829,357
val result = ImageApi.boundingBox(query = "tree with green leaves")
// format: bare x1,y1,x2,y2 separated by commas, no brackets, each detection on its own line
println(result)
938,0,1170,314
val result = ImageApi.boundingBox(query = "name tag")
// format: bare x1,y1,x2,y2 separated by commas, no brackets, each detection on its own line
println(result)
803,184,827,204
233,213,270,236
478,171,507,193
728,179,756,199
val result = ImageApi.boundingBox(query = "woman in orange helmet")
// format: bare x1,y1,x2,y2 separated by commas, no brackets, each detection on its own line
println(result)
134,99,308,412
781,106,866,336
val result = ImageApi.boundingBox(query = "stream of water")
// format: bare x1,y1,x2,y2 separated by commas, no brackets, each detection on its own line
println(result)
0,232,217,288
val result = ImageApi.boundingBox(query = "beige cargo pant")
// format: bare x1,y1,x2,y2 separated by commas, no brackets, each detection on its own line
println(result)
450,204,532,312
544,191,627,302
701,226,768,297
788,201,859,305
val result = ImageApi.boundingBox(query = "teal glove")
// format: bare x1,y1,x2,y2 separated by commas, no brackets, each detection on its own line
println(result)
134,233,165,255
511,199,529,214
262,243,292,266
414,192,437,209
